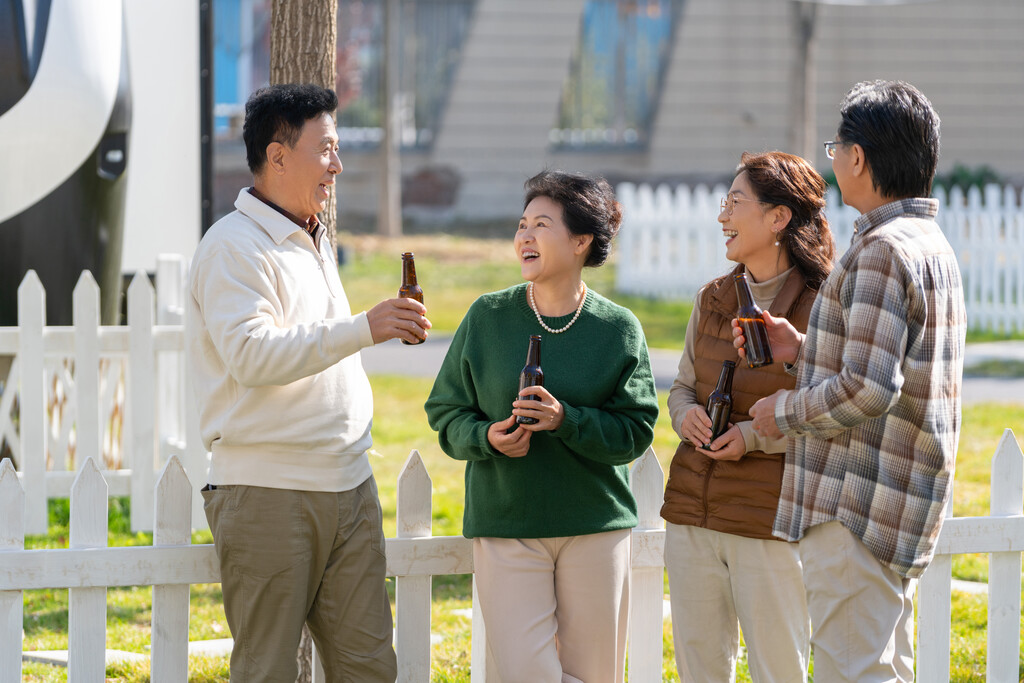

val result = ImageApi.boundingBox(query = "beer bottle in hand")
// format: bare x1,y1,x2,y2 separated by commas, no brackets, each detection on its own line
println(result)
516,334,544,425
703,360,735,449
398,252,424,345
734,272,773,368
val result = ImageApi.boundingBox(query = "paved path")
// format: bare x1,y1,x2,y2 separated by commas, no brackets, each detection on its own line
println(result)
361,336,1024,404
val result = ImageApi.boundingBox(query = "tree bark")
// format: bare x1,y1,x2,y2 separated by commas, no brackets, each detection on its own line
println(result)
790,1,818,163
269,6,338,681
378,0,403,236
270,0,339,251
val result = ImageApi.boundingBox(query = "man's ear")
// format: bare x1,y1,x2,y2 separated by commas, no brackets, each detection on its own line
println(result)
850,142,868,179
265,141,287,175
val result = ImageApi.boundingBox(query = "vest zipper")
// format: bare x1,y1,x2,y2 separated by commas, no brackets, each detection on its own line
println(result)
700,459,717,527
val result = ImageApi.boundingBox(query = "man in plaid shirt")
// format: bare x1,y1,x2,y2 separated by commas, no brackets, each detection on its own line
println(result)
737,81,966,682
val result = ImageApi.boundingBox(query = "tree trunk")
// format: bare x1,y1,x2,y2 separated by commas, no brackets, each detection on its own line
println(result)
790,1,818,163
269,7,338,681
270,0,339,251
378,0,403,236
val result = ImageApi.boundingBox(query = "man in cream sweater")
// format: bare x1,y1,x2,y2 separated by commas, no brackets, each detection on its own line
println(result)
187,84,430,682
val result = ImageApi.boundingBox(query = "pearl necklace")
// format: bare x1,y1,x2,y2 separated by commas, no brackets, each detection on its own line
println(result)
527,281,587,334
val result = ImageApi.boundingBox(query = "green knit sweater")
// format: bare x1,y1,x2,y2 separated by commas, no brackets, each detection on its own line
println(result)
424,283,659,539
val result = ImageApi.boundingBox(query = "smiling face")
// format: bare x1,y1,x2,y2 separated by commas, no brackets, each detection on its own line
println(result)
275,112,342,219
719,171,781,273
514,196,590,284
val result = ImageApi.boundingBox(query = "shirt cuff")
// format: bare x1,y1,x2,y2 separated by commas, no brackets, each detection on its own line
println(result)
774,389,798,435
737,420,756,452
354,311,374,348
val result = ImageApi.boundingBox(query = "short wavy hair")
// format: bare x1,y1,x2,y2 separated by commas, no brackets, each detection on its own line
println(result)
523,171,623,268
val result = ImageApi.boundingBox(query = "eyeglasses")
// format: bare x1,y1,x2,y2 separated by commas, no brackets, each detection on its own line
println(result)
720,195,769,216
823,140,843,160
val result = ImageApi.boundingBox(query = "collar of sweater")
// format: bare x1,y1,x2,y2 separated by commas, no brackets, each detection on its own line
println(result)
234,188,315,246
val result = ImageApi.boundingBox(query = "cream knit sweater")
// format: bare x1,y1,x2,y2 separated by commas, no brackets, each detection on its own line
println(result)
187,189,375,492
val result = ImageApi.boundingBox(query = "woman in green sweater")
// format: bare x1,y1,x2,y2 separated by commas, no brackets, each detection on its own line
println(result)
425,170,659,683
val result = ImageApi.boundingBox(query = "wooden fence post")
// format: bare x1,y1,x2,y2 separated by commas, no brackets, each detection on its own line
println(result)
73,272,102,471
0,458,25,681
628,447,665,683
1005,184,1024,335
987,429,1023,681
68,458,109,679
311,641,326,683
396,450,432,682
470,574,498,682
917,495,954,681
0,359,21,464
128,272,157,531
151,456,192,682
18,271,47,535
156,255,185,458
173,256,210,530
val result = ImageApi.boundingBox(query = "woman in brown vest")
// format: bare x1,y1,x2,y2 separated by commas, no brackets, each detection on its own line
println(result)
662,151,835,682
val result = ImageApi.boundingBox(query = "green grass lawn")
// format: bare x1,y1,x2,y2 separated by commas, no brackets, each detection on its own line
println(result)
21,390,1024,681
336,232,1018,350
18,235,1024,680
338,233,692,351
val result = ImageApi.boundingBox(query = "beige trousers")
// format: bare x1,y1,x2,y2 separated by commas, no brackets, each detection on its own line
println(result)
202,477,397,683
473,529,631,683
664,522,810,683
799,521,916,683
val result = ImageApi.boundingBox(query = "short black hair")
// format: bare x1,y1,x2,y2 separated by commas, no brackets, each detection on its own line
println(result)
837,80,940,199
523,171,623,268
242,84,338,175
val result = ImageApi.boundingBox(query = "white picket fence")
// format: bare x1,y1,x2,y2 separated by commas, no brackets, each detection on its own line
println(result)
616,183,1024,333
0,448,667,682
0,257,199,536
1,436,1023,681
0,262,1022,680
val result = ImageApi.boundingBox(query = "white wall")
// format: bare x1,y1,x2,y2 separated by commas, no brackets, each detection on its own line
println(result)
122,1,201,273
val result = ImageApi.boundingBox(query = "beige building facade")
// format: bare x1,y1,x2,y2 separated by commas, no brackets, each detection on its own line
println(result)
216,0,1024,225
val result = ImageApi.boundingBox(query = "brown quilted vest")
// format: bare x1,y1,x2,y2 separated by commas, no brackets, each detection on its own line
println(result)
660,265,817,540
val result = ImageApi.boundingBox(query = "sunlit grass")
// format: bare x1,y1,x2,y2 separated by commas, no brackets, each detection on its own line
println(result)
19,217,1024,683
22,389,1024,681
338,234,690,350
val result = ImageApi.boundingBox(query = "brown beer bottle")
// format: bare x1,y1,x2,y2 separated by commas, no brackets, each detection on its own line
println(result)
516,334,544,425
703,360,735,449
398,252,424,345
734,272,773,368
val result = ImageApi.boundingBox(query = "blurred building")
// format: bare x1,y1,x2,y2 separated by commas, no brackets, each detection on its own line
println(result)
213,0,1024,226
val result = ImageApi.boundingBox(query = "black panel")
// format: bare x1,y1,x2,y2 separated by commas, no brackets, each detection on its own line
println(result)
0,1,131,326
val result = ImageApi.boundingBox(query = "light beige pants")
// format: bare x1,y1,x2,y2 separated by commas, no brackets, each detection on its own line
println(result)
473,529,631,683
664,522,810,683
202,477,397,683
799,521,916,683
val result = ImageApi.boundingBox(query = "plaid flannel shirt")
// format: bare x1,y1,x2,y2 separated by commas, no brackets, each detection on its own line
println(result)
772,198,967,578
